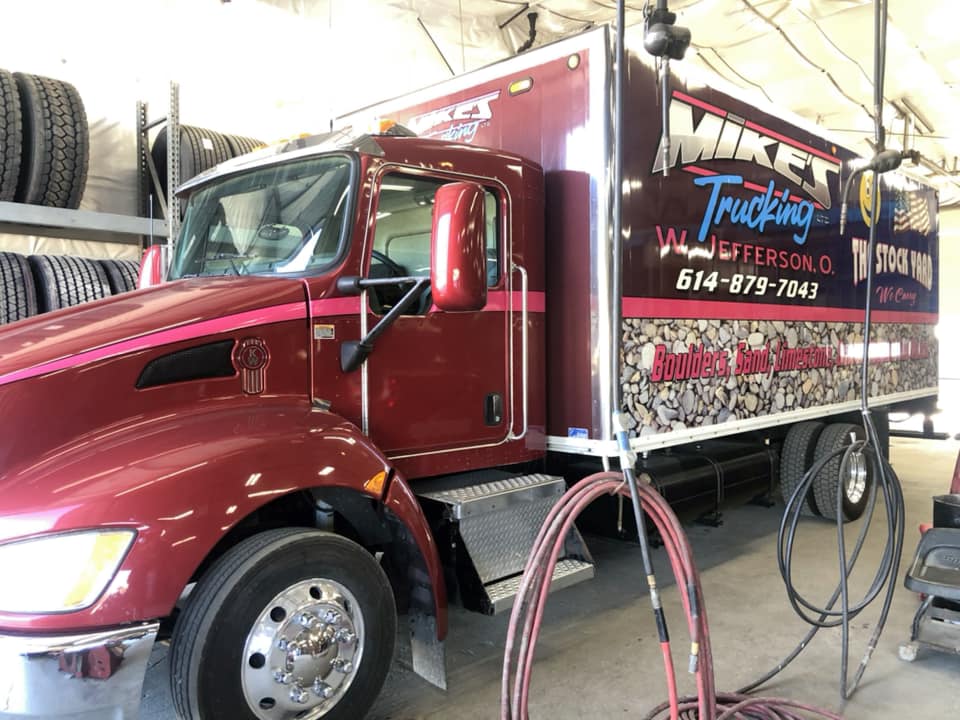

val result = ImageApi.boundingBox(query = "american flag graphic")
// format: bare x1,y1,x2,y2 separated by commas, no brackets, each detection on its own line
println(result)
893,190,932,235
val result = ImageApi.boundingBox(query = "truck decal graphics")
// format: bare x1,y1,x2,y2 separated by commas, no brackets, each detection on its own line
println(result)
693,174,814,245
619,317,937,436
408,91,501,143
652,91,839,209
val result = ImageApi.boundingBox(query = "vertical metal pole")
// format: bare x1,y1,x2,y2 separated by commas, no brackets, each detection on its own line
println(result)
136,101,149,249
167,81,181,254
610,0,625,425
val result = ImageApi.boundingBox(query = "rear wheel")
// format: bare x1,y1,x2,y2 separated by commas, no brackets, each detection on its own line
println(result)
780,421,825,516
170,529,396,720
812,422,871,522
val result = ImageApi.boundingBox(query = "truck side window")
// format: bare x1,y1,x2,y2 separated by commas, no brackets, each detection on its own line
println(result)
370,173,500,314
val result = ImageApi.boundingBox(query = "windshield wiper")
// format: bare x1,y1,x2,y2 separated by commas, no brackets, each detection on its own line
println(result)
211,252,252,276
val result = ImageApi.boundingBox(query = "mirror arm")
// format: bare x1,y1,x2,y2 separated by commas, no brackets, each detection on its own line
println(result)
340,277,431,373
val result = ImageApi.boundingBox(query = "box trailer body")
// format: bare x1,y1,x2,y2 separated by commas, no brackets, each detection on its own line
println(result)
0,26,938,720
350,26,939,455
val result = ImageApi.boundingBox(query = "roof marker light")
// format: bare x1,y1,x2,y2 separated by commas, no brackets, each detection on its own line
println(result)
508,77,534,96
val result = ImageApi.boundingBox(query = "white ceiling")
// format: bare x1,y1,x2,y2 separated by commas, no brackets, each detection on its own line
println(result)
266,0,960,205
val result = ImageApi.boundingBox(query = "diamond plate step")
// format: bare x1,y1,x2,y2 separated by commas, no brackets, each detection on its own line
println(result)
418,473,565,519
485,559,594,615
417,473,594,615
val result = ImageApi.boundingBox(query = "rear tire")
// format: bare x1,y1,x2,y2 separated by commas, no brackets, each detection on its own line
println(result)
28,255,110,312
0,252,37,324
780,421,824,516
170,529,396,720
0,69,22,201
812,422,871,522
14,73,88,208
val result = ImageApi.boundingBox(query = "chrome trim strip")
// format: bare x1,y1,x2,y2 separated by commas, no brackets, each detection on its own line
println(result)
547,388,936,457
509,262,529,441
592,26,615,449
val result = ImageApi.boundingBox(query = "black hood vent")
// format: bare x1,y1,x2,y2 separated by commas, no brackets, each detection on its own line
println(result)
136,340,236,389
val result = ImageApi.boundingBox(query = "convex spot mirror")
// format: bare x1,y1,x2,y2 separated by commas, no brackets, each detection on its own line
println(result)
430,181,487,312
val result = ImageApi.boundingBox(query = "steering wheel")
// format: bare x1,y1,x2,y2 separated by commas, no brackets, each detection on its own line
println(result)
371,250,406,277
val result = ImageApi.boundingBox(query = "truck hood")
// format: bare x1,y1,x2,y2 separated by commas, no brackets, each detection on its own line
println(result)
0,276,309,386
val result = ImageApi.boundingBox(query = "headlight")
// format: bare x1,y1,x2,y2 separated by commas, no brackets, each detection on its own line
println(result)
0,529,135,613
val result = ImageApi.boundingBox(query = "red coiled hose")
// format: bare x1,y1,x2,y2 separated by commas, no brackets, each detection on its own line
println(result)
500,471,842,720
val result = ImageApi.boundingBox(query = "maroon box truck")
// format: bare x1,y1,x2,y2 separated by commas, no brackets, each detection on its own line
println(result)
0,26,937,720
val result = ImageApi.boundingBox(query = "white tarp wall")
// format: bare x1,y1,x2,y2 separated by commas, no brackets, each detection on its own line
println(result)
0,0,497,258
2,0,958,254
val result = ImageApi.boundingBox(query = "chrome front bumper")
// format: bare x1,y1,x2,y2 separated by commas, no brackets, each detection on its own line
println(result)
0,622,158,720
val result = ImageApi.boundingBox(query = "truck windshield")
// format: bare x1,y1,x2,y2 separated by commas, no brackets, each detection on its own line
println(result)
169,155,354,279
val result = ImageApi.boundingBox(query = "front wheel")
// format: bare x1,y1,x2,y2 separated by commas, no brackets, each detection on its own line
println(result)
171,528,396,720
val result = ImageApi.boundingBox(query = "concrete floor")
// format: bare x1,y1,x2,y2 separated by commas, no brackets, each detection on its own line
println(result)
141,436,960,719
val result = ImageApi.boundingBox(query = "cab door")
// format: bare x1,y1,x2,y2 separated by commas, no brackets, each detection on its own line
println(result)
362,169,510,457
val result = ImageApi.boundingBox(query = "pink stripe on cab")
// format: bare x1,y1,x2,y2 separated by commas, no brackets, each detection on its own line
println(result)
310,296,362,317
0,302,307,387
485,290,545,313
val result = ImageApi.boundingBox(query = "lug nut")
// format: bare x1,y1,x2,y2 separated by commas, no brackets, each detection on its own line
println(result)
297,612,317,627
290,685,310,704
331,658,353,674
322,610,342,625
277,638,289,651
313,680,335,699
273,669,293,685
335,629,357,645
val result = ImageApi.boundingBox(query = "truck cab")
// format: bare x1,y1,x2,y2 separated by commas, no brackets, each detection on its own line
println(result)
0,130,556,720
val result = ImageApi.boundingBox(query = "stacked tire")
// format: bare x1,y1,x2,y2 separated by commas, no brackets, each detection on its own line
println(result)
0,252,140,326
0,68,88,208
0,252,37,324
152,126,264,194
0,70,21,202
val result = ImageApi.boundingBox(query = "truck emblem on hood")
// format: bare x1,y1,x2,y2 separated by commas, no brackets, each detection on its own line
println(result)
234,337,270,394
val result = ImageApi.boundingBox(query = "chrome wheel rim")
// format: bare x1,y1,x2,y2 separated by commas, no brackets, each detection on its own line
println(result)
844,450,868,505
241,579,363,719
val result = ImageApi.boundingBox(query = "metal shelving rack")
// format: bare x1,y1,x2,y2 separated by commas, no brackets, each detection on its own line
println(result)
0,89,175,249
136,81,180,251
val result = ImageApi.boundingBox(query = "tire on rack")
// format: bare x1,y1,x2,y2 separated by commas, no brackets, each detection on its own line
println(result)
98,258,140,295
28,255,111,312
14,73,88,208
151,125,232,189
170,528,396,720
226,134,265,159
0,69,22,201
812,422,871,522
780,421,825,516
0,252,37,324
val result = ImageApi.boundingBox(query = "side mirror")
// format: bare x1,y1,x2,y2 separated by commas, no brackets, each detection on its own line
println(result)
430,182,487,311
137,245,167,288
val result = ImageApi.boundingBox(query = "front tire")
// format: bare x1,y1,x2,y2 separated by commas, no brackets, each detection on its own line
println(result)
170,528,396,720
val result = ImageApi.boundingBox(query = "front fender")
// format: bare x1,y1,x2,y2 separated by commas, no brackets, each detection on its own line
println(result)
0,398,444,635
